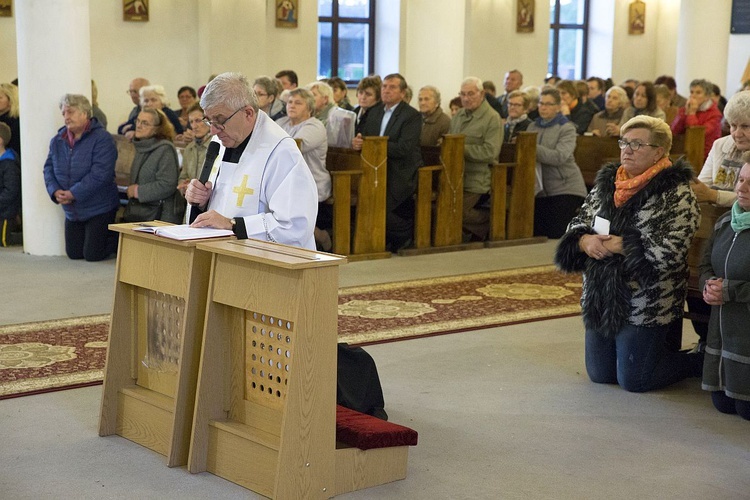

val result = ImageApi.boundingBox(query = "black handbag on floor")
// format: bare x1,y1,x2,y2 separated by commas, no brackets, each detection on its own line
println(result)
337,343,387,420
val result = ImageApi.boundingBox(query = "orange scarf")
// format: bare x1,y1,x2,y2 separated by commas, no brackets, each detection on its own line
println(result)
613,156,672,207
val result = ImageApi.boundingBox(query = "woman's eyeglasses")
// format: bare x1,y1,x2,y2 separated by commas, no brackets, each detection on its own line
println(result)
618,139,658,151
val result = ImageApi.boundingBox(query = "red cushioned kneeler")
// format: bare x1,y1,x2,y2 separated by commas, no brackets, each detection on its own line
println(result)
336,405,419,451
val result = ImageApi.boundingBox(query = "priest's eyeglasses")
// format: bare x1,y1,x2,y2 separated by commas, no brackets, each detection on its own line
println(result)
202,106,245,130
618,139,659,151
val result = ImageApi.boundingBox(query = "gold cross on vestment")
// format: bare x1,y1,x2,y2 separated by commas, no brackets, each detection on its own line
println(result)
232,175,254,206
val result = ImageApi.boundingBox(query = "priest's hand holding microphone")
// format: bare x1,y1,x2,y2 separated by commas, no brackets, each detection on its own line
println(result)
185,142,236,230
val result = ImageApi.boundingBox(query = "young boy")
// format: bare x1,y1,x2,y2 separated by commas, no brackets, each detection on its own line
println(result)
0,122,22,246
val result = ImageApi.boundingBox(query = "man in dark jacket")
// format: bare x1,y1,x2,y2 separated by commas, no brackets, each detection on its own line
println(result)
117,77,149,137
353,73,422,251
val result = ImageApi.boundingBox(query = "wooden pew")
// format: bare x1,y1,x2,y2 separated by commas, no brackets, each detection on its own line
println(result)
685,202,729,330
671,126,705,175
325,137,390,261
574,135,620,188
430,134,466,248
488,131,540,244
574,126,706,189
113,134,135,211
410,134,465,251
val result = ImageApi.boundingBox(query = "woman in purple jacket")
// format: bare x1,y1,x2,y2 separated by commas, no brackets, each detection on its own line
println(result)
43,94,119,261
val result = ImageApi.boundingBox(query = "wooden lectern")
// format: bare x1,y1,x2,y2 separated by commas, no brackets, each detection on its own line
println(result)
98,222,231,466
187,239,347,498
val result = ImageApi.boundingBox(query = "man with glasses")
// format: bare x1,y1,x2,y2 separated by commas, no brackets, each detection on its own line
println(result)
117,77,149,138
185,72,318,249
449,76,502,241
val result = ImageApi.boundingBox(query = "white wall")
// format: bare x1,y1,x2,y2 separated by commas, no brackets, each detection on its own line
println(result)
375,0,401,76
402,0,466,110
654,0,680,83
675,0,730,94
588,0,615,80
611,0,661,83
463,0,549,88
0,13,17,83
727,35,750,95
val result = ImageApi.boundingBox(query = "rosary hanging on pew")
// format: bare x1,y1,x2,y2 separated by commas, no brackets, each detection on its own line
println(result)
360,155,387,187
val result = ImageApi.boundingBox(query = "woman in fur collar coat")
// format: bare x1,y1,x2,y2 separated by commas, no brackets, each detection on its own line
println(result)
555,116,703,392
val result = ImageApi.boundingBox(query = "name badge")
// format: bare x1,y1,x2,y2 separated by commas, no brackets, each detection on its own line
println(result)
593,216,610,235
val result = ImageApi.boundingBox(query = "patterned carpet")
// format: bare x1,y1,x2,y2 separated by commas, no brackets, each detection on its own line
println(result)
0,315,109,399
338,264,582,344
0,265,581,399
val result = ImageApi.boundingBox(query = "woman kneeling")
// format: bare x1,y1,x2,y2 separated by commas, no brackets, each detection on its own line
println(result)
555,115,702,392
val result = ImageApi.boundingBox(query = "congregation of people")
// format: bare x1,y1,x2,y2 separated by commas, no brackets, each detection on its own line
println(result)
5,66,750,417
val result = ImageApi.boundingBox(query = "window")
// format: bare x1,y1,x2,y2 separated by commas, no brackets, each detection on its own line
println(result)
548,0,589,80
318,0,375,83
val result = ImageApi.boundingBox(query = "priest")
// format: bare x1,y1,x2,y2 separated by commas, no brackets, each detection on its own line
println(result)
185,72,318,250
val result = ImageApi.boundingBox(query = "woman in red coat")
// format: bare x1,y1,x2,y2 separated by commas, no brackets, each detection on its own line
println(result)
670,78,723,161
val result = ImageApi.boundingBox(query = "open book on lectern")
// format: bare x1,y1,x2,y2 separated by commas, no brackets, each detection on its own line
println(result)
132,223,234,241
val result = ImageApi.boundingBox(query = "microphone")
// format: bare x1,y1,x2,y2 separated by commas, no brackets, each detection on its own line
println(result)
190,141,221,208
198,141,221,185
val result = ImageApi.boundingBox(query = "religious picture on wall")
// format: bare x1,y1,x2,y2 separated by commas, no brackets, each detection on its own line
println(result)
516,0,534,33
0,0,12,18
123,0,149,22
629,0,646,35
276,0,298,29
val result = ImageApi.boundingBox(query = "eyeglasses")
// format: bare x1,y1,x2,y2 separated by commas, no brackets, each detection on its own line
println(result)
618,139,659,151
538,101,557,107
202,106,245,130
507,102,525,108
135,119,155,127
255,92,268,98
459,91,480,98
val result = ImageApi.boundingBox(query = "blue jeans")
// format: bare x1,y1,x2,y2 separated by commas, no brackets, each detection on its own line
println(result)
585,322,701,392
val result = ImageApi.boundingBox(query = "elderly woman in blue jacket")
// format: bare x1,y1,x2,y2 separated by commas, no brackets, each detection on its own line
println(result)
44,94,119,261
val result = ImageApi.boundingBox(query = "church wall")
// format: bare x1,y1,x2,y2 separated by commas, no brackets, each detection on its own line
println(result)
610,0,662,84
462,0,550,90
0,15,17,83
727,35,750,95
401,0,467,112
89,0,202,131
675,0,730,96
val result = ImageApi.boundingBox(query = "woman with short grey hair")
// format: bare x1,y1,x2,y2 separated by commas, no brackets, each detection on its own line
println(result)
139,84,184,134
693,90,750,206
275,88,332,250
43,94,119,261
307,81,335,126
587,86,629,137
671,78,723,162
253,75,283,120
